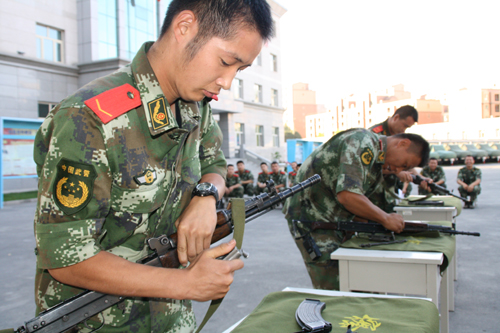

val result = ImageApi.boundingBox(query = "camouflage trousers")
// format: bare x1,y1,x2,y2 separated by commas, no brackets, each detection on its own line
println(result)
242,183,254,196
225,187,244,198
458,185,481,201
287,219,343,290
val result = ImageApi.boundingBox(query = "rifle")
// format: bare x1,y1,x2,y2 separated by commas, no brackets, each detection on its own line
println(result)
411,174,471,204
305,220,479,237
11,175,321,333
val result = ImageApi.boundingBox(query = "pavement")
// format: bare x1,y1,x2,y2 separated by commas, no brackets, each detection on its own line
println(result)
0,164,499,332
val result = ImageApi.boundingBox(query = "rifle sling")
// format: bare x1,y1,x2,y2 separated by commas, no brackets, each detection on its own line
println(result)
195,198,246,333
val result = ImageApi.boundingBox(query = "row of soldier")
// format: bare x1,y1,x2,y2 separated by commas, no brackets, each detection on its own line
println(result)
224,160,302,199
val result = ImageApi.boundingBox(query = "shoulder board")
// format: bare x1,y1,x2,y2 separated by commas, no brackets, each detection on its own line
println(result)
233,174,239,178
259,172,263,175
84,84,141,124
268,172,273,175
291,172,297,176
235,171,239,174
280,171,286,175
372,125,384,134
245,170,250,173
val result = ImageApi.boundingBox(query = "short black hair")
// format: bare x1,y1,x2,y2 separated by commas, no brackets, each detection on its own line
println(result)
236,160,244,165
227,164,234,168
392,133,430,167
271,161,279,166
429,157,438,162
260,162,268,166
297,163,302,167
160,0,274,60
394,105,418,122
465,155,474,160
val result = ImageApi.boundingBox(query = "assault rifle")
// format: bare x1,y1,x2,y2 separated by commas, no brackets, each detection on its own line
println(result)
411,174,471,205
9,175,321,333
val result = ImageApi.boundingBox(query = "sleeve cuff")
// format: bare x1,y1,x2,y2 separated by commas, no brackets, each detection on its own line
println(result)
35,219,102,269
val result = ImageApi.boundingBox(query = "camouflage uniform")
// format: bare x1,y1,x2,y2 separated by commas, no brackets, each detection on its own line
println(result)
33,42,226,332
236,169,254,196
288,171,297,186
225,174,244,198
255,172,271,194
419,165,446,195
270,171,287,191
369,118,390,136
283,129,386,290
458,166,481,201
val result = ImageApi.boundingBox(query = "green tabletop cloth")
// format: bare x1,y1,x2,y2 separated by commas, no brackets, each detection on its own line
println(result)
340,221,455,273
398,195,462,217
232,291,439,333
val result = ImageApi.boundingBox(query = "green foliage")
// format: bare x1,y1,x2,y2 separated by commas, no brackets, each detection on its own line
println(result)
284,124,302,140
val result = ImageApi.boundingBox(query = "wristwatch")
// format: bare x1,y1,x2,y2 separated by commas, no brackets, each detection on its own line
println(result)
192,182,219,202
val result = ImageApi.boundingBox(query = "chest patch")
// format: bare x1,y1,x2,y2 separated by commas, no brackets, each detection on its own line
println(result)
148,97,170,130
361,148,374,166
134,169,157,186
53,159,97,215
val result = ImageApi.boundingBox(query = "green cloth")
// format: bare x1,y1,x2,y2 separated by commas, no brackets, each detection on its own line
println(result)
340,221,455,273
232,291,439,333
399,195,462,217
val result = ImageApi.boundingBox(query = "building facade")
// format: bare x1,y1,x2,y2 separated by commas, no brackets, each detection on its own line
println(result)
0,0,287,161
292,82,322,138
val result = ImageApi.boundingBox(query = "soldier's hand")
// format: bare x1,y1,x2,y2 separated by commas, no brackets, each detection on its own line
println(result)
396,171,413,183
381,213,405,233
175,195,217,266
419,177,433,191
184,239,243,301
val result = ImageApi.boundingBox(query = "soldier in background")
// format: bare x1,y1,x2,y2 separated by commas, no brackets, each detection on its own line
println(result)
288,161,298,187
31,0,273,331
256,162,271,194
369,105,418,136
225,164,244,198
284,129,429,290
236,160,254,196
457,155,482,208
419,157,446,195
270,161,287,192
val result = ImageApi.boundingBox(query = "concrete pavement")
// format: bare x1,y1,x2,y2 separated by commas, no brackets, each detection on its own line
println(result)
0,164,499,332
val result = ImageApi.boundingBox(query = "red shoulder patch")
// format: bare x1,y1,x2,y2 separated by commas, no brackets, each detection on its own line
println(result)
84,84,141,124
258,172,263,175
233,174,239,178
268,172,273,175
245,170,250,173
372,125,384,134
235,171,239,174
280,171,286,175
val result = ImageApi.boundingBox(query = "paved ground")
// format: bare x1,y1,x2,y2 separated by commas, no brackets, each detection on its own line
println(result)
0,164,499,332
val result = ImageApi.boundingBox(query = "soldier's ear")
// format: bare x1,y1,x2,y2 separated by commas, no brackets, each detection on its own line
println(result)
396,138,411,150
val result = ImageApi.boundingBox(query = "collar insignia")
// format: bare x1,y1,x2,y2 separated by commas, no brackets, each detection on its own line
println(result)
134,169,157,185
148,98,170,130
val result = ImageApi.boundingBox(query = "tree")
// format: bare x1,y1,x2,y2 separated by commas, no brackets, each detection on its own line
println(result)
284,124,302,140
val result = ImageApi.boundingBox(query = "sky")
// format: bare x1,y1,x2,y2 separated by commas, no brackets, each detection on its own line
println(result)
276,0,500,109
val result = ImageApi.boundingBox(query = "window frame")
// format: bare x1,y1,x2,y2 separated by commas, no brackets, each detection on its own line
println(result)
36,23,64,63
256,125,264,147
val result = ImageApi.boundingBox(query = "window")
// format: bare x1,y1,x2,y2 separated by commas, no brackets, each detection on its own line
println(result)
256,125,264,146
36,24,63,62
270,54,278,72
97,0,118,59
235,123,245,146
38,102,57,118
124,0,158,60
495,94,499,102
496,105,499,112
256,53,262,66
233,78,243,99
254,84,262,103
272,127,279,147
271,89,278,106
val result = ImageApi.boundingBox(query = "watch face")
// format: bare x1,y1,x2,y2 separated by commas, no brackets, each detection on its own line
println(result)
198,183,212,191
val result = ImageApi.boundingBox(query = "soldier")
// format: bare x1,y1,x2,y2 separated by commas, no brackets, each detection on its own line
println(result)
369,105,418,136
270,161,287,192
236,160,254,196
419,157,446,195
288,161,298,187
284,129,430,290
256,162,271,194
32,0,274,331
225,164,244,198
457,155,482,208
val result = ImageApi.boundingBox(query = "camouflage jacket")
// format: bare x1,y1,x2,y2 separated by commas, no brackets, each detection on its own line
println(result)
289,171,297,186
458,166,482,185
421,166,446,185
257,171,271,184
226,174,242,188
270,171,287,188
33,42,226,332
369,118,390,136
284,128,386,225
236,169,254,184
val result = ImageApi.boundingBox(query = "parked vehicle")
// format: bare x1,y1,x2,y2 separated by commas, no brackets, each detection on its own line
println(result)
446,144,468,161
430,145,457,163
462,144,488,162
476,143,500,161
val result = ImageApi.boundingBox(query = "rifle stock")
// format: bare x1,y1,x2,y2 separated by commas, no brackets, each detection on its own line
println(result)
12,175,321,333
